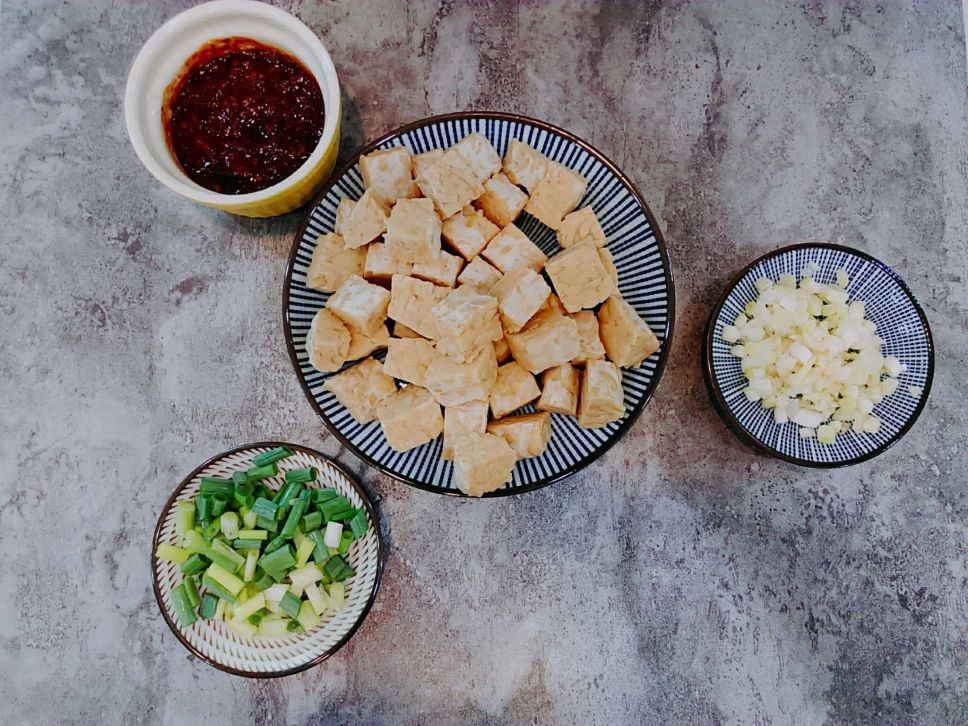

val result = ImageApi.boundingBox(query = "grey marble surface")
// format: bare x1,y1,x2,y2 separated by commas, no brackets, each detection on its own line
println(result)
2,1,967,724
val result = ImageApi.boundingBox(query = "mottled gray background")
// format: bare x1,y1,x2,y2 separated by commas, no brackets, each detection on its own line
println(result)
2,1,967,724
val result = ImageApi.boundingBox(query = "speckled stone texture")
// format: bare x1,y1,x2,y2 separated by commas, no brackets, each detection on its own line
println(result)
1,1,967,724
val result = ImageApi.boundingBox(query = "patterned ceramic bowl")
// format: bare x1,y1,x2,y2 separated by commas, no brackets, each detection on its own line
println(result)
283,112,675,496
703,243,934,467
151,443,383,676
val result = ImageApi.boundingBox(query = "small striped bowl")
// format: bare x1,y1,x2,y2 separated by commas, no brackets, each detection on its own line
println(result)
703,244,934,467
283,112,675,496
151,443,384,677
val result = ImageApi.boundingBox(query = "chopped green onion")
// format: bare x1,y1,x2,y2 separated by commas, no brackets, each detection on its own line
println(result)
348,509,369,539
301,511,323,533
252,446,294,467
264,535,287,555
156,542,189,564
297,600,319,631
183,576,201,608
308,531,328,564
305,582,328,616
200,477,233,497
242,509,258,529
273,481,299,509
323,555,355,582
229,618,258,638
246,463,277,482
180,553,209,577
295,537,316,567
286,467,317,484
205,562,245,597
319,495,351,520
232,592,265,621
328,507,357,522
199,593,219,619
281,499,308,538
210,494,228,517
258,545,295,580
287,620,302,632
237,529,268,541
247,611,265,627
200,575,237,605
195,495,213,521
233,539,263,551
253,569,275,592
181,529,210,555
220,511,240,539
175,500,195,535
214,599,227,620
200,519,220,541
258,615,290,637
243,551,258,582
337,531,354,555
327,581,345,610
252,497,278,520
171,582,197,627
315,488,339,502
255,514,279,533
279,591,301,619
209,539,245,573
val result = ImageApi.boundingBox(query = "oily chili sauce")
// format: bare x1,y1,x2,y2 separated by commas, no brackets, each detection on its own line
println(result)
163,37,325,195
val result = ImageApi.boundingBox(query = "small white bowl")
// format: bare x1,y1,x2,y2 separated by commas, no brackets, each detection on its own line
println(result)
124,0,341,217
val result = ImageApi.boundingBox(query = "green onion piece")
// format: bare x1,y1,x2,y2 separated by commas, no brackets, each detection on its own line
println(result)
242,509,258,529
285,467,318,484
199,477,233,497
308,531,328,564
199,593,219,619
258,545,295,580
180,553,209,577
237,529,268,541
281,499,308,538
243,551,258,582
279,591,301,619
181,529,211,556
319,495,352,520
236,479,254,497
295,536,316,567
210,494,228,518
252,497,278,520
233,539,263,551
302,511,323,533
201,519,221,541
328,507,357,522
205,543,241,576
273,481,299,509
298,487,313,503
232,470,247,489
246,463,277,483
297,599,320,631
320,568,332,586
337,531,354,555
323,555,355,582
171,583,197,627
263,535,287,554
258,615,289,637
315,488,339,503
220,511,240,540
233,593,265,621
287,619,302,632
255,514,279,533
201,573,238,603
348,509,369,539
175,501,195,536
231,490,247,509
252,446,294,467
195,494,212,521
253,569,275,591
205,562,245,597
183,576,201,608
248,611,265,627
156,543,189,564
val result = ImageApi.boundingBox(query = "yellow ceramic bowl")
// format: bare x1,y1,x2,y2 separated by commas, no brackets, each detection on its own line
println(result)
124,0,340,217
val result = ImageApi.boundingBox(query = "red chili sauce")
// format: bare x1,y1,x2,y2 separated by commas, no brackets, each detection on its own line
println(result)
163,37,325,195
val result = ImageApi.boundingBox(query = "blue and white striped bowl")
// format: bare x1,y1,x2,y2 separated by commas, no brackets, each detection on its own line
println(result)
284,113,675,496
703,243,933,467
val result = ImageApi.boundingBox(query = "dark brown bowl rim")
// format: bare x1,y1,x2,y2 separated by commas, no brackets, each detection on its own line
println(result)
282,110,677,497
701,242,935,468
150,441,386,678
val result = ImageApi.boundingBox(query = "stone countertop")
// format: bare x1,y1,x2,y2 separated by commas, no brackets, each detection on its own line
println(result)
2,1,966,724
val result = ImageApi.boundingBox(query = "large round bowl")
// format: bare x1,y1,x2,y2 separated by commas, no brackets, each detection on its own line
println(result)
283,112,675,496
703,243,934,467
151,443,384,677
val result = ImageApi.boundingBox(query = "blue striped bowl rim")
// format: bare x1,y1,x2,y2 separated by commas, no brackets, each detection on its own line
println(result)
283,112,676,496
703,243,933,467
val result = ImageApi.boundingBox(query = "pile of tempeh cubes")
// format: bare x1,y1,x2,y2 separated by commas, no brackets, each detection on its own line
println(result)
304,133,660,495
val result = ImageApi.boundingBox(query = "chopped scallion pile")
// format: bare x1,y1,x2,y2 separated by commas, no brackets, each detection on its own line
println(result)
156,448,369,634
